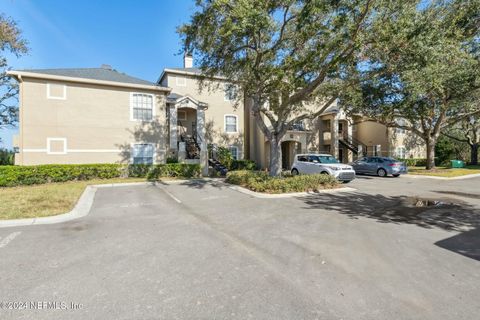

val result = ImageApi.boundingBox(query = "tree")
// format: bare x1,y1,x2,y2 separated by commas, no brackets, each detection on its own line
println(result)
341,0,480,169
443,114,479,165
179,0,377,175
0,13,28,133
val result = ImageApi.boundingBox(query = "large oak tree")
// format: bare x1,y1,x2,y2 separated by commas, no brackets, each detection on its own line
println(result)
179,0,378,175
341,0,480,169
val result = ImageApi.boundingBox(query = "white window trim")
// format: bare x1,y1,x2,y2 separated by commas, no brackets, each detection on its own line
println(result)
177,110,187,121
228,145,239,160
47,137,67,155
46,83,67,100
130,93,156,121
130,143,156,164
224,114,238,134
176,76,186,87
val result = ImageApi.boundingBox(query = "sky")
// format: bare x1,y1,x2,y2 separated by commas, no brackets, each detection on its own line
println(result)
0,0,197,148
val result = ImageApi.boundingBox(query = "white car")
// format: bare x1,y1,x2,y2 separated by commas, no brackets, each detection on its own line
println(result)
291,153,356,182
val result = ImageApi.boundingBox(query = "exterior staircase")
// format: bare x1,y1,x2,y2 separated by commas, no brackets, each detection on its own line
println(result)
339,134,368,156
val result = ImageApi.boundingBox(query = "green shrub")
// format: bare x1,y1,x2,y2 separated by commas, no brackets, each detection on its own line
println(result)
0,149,15,166
401,158,427,167
225,170,338,194
166,156,178,164
216,146,234,169
0,163,201,187
230,159,256,171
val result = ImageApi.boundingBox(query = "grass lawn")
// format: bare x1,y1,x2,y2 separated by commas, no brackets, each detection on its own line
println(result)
408,165,480,177
0,178,147,220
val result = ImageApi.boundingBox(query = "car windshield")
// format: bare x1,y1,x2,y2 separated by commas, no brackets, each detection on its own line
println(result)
316,155,339,163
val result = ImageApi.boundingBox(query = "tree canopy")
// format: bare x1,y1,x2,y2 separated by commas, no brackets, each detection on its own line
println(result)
341,0,480,168
0,13,28,131
180,0,377,175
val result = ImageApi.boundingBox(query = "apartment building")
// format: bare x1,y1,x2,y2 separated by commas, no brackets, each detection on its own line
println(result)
8,55,424,173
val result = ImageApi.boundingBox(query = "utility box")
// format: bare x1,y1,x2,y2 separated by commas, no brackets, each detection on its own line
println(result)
450,160,465,168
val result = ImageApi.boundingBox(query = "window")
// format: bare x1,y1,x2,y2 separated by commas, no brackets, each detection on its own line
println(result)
297,155,308,162
395,119,406,134
47,138,67,155
176,76,186,87
396,146,406,159
47,83,66,100
228,146,239,160
224,115,238,133
132,144,154,164
131,93,154,121
224,83,236,101
177,110,187,121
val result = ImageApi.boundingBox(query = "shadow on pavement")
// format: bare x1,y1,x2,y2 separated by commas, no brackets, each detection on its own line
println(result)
302,192,480,261
301,192,480,232
178,178,227,190
435,227,480,261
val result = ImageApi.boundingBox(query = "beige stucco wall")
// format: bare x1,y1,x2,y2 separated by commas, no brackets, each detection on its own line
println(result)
388,128,426,158
162,73,245,158
17,78,168,165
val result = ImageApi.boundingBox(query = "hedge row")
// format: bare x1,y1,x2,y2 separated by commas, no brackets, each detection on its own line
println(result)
225,170,338,194
230,159,256,171
398,158,427,167
0,164,201,187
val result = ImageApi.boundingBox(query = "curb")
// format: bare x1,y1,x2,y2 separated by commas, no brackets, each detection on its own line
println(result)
228,185,357,198
404,173,480,180
0,182,156,229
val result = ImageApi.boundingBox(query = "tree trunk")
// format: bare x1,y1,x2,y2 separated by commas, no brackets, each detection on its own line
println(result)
425,138,436,170
471,144,478,165
269,135,283,176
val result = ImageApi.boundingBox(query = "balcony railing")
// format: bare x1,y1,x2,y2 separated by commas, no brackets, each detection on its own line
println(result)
288,121,306,131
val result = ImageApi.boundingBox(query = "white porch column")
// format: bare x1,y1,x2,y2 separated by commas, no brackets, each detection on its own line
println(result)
169,106,177,150
196,107,208,176
331,116,339,158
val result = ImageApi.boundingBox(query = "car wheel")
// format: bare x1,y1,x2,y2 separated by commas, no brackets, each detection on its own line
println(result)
291,168,299,176
377,168,387,177
343,180,352,184
393,174,400,177
320,171,329,175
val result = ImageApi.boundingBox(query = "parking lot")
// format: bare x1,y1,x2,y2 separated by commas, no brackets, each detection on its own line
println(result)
1,176,479,320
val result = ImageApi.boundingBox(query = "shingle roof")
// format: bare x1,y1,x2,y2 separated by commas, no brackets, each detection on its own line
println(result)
20,67,156,86
167,93,184,102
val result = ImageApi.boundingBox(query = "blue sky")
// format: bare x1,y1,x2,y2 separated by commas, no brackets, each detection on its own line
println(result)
1,0,197,148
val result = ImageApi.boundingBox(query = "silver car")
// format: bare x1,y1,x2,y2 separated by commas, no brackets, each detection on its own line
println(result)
291,154,356,182
350,157,407,177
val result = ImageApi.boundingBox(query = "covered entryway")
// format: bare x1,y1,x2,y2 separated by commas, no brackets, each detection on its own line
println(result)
281,140,301,170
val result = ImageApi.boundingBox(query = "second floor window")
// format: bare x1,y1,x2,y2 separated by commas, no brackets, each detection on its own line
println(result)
132,93,153,121
224,83,236,101
395,119,406,134
225,115,238,133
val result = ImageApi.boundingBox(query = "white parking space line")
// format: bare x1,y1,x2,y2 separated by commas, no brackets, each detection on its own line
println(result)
0,232,21,249
157,186,182,204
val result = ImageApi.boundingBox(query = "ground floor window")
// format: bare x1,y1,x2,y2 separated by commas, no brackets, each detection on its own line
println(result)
395,146,406,159
132,143,154,164
228,146,239,160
